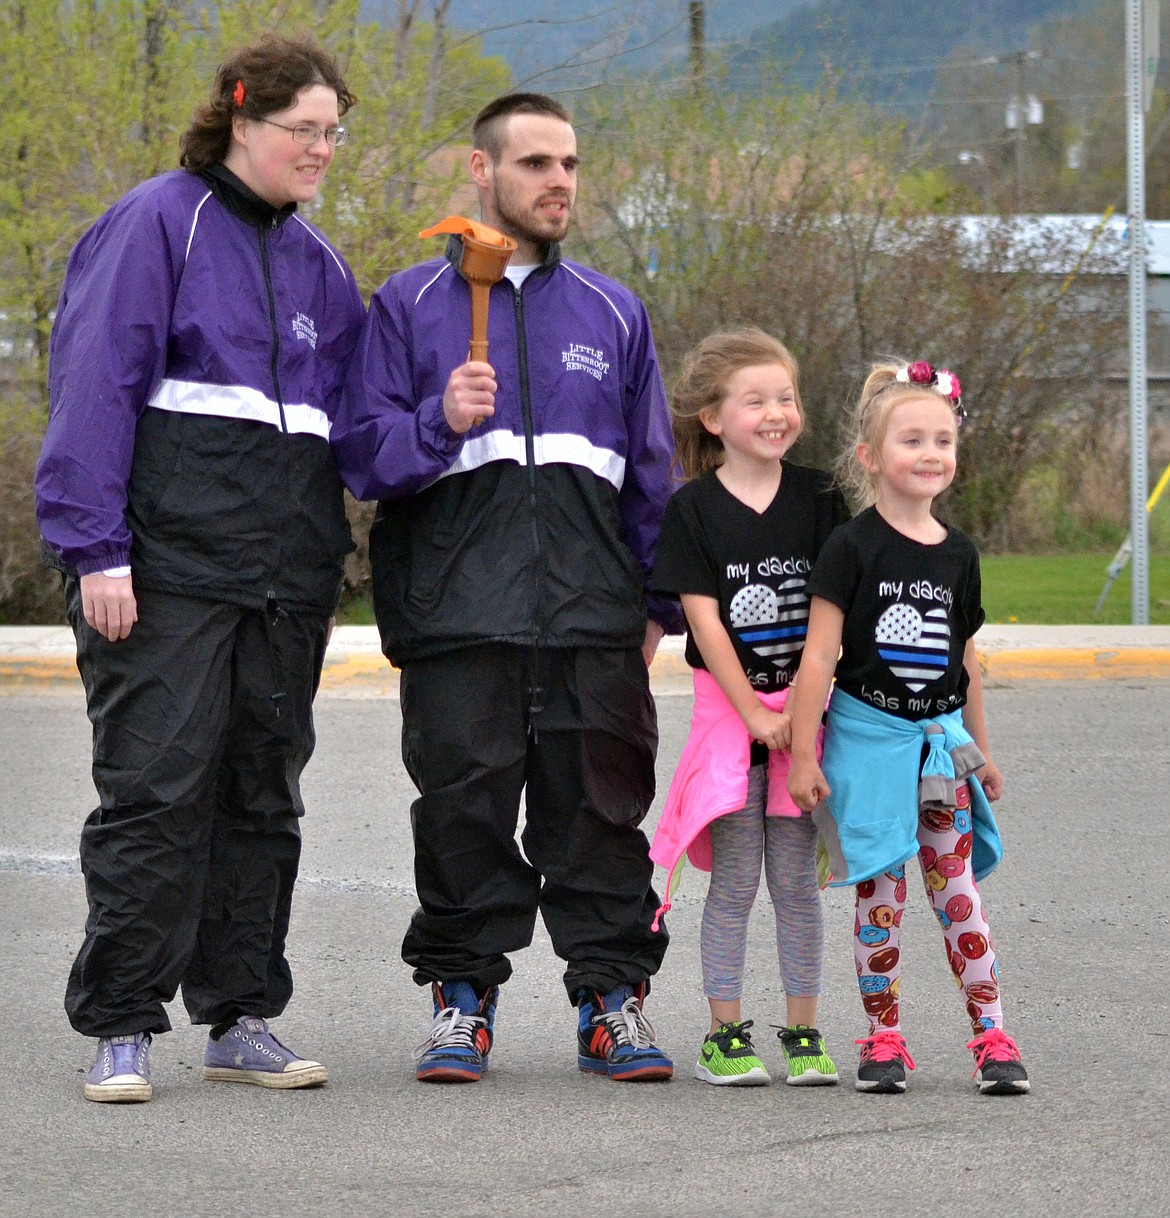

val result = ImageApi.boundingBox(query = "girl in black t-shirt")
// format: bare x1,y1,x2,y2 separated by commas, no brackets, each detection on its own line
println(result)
649,328,847,1088
787,359,1030,1096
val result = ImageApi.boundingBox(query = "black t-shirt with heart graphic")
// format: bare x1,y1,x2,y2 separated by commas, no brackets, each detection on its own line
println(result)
651,464,849,692
807,506,985,721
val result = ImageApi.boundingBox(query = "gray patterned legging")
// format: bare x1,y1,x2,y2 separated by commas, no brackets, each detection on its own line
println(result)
701,765,824,1001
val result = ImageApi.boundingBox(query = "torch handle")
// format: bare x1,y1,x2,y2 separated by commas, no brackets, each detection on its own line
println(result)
469,281,491,364
468,280,492,425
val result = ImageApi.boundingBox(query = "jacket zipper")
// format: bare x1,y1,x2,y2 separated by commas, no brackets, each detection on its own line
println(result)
512,282,543,642
259,218,288,608
259,220,288,435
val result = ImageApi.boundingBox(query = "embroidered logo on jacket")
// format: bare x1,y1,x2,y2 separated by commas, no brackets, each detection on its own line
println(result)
292,312,318,349
562,343,609,381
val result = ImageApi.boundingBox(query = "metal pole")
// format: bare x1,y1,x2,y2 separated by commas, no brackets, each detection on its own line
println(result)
1126,0,1150,625
1095,459,1170,613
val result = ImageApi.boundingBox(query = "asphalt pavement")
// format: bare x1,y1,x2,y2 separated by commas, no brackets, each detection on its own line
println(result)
2,627,1169,1218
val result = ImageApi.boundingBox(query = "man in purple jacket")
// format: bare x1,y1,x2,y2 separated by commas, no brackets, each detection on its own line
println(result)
333,92,677,1083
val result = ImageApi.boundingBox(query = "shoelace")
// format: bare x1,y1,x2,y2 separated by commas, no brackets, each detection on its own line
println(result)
966,1027,1021,1074
777,1025,824,1055
411,1005,487,1062
593,996,659,1050
855,1029,916,1070
709,1020,755,1053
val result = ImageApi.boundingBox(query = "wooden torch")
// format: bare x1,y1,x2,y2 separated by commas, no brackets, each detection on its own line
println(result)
419,216,517,363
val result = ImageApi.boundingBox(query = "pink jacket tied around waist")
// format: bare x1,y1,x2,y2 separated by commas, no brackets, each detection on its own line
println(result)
649,668,823,929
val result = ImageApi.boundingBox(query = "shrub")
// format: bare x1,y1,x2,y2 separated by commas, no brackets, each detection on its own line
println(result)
0,405,61,624
574,86,1129,550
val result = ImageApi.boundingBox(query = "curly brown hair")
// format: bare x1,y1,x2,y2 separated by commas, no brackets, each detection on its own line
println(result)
179,32,355,172
670,327,803,481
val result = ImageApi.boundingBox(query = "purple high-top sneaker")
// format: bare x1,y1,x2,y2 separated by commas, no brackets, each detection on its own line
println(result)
202,1017,327,1089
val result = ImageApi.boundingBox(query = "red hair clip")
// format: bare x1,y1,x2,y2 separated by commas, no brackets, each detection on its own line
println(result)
233,79,246,108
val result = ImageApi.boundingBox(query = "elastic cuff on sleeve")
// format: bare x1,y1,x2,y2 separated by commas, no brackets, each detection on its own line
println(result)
421,397,465,455
74,551,132,577
646,593,685,635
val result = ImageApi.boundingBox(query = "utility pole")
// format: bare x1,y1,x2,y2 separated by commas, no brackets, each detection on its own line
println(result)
689,1,705,94
1000,50,1041,213
1013,51,1027,212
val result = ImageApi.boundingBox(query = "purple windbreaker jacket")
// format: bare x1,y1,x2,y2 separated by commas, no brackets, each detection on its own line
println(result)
331,238,680,661
36,168,365,613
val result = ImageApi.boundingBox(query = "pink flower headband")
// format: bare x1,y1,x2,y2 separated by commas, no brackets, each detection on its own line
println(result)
894,360,965,425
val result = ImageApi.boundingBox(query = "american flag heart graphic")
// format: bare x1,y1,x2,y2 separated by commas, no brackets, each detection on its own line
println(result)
729,578,810,671
874,603,950,691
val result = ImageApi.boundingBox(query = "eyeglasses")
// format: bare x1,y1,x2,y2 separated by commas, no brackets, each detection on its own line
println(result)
258,118,348,147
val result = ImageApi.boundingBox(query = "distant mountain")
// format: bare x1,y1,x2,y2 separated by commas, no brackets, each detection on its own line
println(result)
725,0,1105,104
433,0,811,87
367,0,1115,103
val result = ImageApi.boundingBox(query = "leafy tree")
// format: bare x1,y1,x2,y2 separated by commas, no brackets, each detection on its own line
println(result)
2,0,203,403
1,0,208,621
0,0,510,398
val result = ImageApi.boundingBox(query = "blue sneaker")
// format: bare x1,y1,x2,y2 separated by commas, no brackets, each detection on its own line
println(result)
577,984,673,1081
84,1032,152,1103
202,1016,327,1089
413,982,497,1083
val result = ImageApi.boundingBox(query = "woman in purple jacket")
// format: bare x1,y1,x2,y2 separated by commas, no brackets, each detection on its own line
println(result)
34,33,365,1103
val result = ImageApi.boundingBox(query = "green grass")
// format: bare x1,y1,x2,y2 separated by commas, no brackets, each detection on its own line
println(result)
337,552,1170,627
335,591,376,626
338,555,1168,628
981,553,1170,625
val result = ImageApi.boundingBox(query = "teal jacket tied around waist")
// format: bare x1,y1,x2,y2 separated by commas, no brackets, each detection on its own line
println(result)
813,688,1003,887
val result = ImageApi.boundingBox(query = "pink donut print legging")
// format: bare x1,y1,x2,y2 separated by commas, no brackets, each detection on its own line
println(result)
853,780,1004,1036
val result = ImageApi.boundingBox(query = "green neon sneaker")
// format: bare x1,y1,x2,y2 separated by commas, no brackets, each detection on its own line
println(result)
694,1020,771,1086
777,1024,839,1086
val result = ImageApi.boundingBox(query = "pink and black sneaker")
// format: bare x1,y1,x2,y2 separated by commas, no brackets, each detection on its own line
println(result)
967,1027,1030,1095
855,1029,916,1094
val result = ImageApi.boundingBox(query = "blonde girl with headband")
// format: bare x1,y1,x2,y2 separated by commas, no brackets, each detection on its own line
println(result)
786,359,1030,1095
649,328,849,1086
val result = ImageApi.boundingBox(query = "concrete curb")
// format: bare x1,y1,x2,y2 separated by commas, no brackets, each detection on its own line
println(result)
2,624,1170,691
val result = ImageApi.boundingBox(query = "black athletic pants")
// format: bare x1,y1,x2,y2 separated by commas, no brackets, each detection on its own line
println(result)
63,579,328,1037
399,643,669,1001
